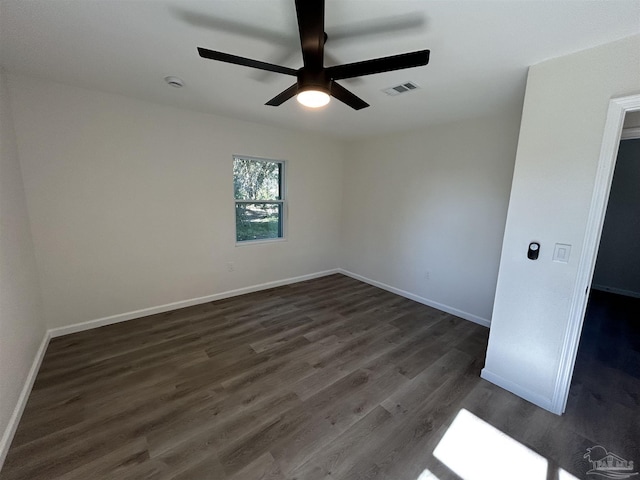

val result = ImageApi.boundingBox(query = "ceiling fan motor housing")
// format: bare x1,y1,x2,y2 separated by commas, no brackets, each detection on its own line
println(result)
297,69,331,95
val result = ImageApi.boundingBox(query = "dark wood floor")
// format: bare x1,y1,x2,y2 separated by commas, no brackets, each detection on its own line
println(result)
1,275,638,479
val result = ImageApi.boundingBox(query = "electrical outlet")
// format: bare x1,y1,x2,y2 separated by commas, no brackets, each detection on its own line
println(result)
226,262,235,272
425,270,431,280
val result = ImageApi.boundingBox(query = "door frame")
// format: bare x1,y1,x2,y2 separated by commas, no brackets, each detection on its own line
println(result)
551,93,640,414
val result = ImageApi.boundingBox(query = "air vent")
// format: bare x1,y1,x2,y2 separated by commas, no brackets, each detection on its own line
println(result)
383,81,420,96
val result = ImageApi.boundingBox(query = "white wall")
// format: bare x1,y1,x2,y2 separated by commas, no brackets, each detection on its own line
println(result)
483,35,640,411
8,75,345,329
0,73,46,465
341,110,521,324
592,139,640,298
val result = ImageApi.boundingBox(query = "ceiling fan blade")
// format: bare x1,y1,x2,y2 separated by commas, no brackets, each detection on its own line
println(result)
295,0,325,70
253,48,300,83
329,14,425,44
177,9,291,47
326,50,430,80
198,47,297,76
330,81,369,110
265,83,299,106
324,52,363,85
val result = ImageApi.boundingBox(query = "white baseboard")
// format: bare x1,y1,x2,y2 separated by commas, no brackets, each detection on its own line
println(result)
49,269,341,338
338,269,491,328
480,368,557,414
0,331,50,469
591,284,640,299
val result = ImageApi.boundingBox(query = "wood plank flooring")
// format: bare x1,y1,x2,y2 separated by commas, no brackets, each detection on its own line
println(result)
1,275,638,479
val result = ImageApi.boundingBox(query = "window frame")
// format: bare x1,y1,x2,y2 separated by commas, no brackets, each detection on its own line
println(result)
233,155,286,245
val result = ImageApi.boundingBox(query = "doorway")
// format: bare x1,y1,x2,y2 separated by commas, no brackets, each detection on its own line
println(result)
553,95,640,415
591,136,640,300
563,135,640,453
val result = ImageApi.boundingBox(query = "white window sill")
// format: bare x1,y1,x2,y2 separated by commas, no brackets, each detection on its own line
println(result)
235,237,287,247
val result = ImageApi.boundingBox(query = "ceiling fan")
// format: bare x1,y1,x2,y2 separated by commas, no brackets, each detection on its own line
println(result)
197,0,430,110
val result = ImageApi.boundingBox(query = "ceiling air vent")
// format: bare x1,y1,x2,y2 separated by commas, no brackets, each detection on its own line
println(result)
383,81,420,96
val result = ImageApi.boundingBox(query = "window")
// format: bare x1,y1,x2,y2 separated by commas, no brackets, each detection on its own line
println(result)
233,156,285,243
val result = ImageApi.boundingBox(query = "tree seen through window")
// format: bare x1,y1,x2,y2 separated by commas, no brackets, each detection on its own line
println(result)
233,157,284,242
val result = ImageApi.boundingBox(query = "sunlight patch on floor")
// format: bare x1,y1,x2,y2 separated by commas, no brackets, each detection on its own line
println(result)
416,467,440,480
433,409,547,480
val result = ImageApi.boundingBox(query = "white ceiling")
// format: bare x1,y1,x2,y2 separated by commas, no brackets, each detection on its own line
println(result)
1,0,639,139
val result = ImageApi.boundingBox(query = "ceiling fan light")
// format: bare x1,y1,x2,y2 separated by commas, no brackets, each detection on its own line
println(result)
297,89,330,108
